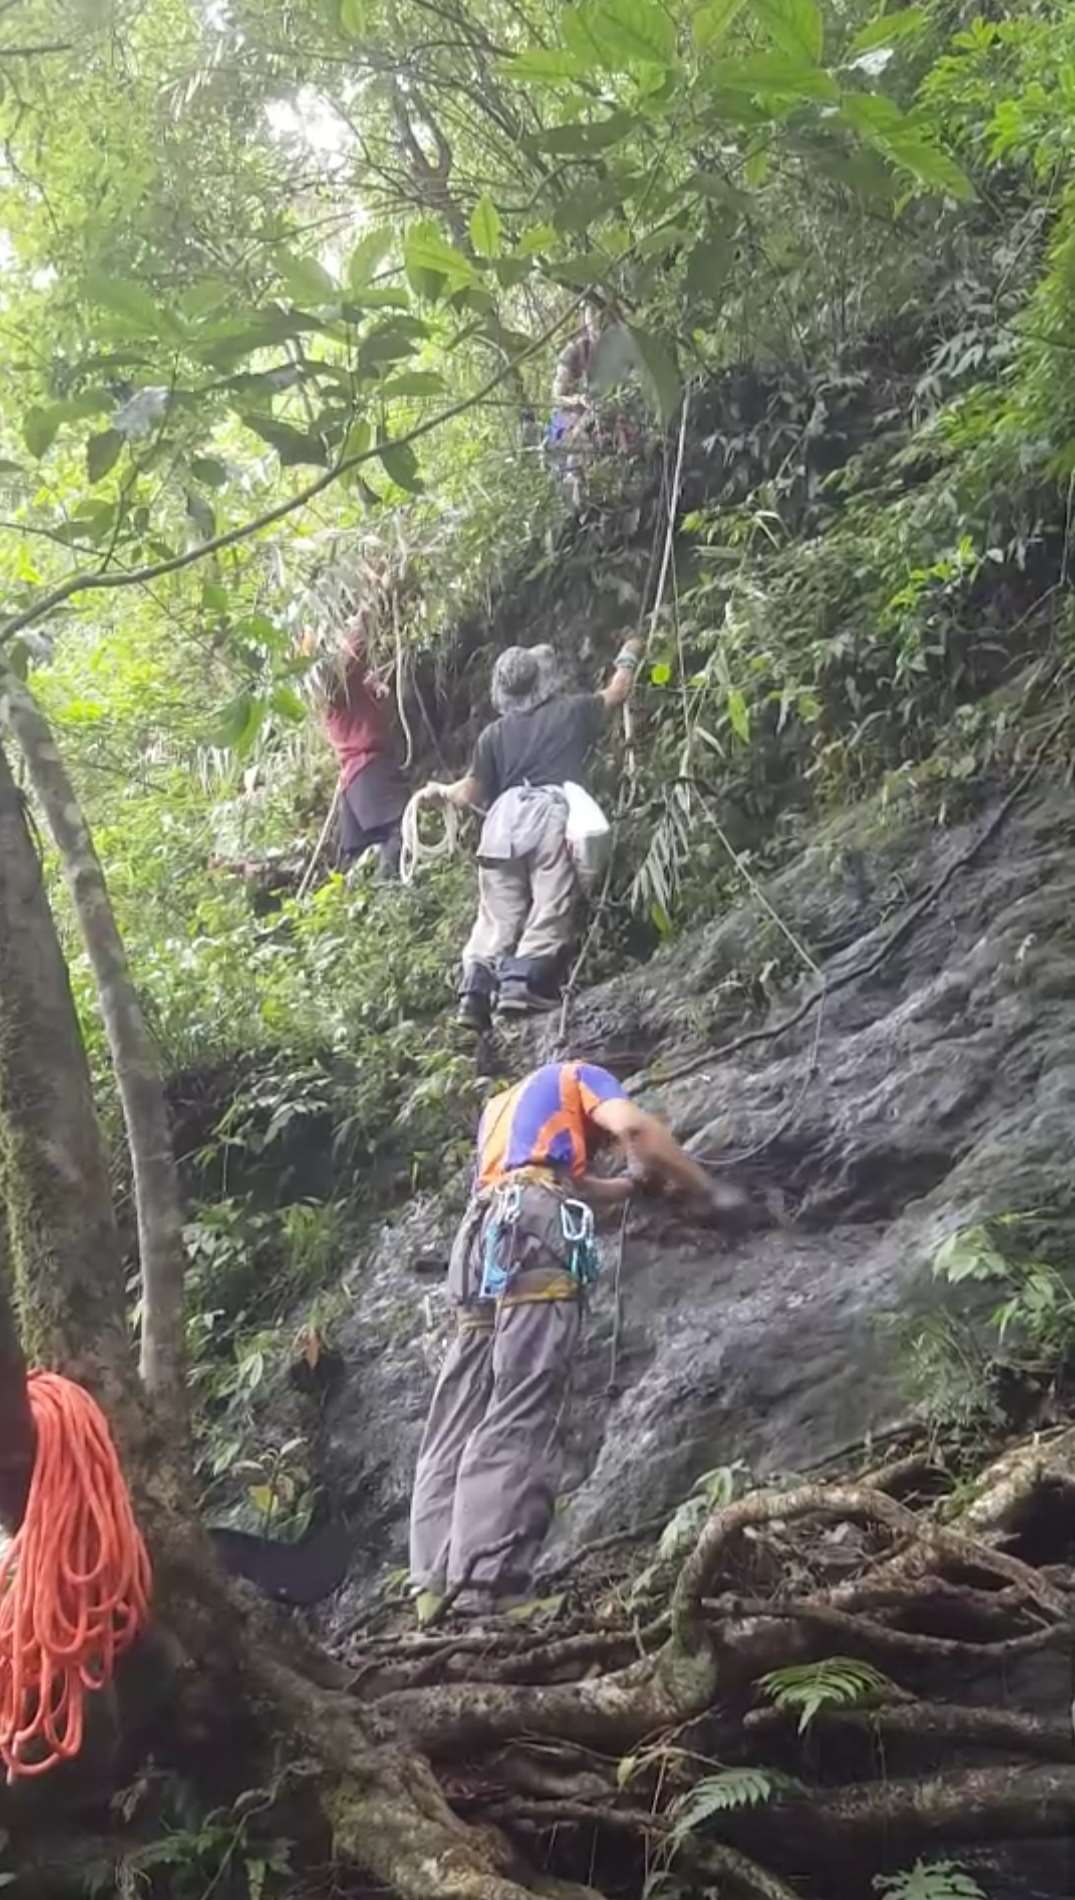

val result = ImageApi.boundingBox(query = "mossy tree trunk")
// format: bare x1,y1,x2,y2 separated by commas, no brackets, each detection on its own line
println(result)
0,664,188,1435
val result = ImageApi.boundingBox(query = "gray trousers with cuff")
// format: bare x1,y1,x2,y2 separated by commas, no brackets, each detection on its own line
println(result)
463,796,576,974
409,1296,582,1594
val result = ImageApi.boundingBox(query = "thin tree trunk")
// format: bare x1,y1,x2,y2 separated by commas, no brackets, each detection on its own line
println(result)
0,666,187,1428
0,1199,33,1531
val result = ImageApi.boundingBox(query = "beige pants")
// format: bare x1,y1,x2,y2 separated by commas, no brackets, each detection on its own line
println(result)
464,800,576,968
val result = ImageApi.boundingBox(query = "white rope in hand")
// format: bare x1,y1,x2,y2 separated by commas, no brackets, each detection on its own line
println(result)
399,788,459,886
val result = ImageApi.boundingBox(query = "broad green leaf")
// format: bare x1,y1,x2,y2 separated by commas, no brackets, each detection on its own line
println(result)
470,192,502,257
271,685,306,722
0,458,22,475
582,0,678,68
278,251,337,303
637,223,693,257
86,428,124,484
727,686,750,741
626,322,681,423
380,370,445,396
839,94,973,199
202,581,229,614
501,48,589,82
516,222,557,256
752,0,823,64
651,660,672,684
343,417,372,461
23,405,61,458
85,272,185,341
190,455,228,487
686,230,734,299
214,691,265,756
492,256,532,289
358,322,421,373
404,223,477,292
553,253,614,286
848,7,926,56
706,54,838,98
347,227,394,290
243,414,329,466
693,0,747,49
531,114,637,155
186,489,216,539
378,439,423,492
339,0,365,34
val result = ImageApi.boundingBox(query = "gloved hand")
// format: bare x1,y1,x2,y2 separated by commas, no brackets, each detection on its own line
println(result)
419,782,448,806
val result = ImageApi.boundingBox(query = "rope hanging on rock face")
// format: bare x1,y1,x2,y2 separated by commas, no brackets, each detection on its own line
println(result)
0,1371,152,1781
399,789,460,886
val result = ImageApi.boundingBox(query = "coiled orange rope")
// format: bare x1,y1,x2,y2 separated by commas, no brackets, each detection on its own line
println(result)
0,1371,152,1780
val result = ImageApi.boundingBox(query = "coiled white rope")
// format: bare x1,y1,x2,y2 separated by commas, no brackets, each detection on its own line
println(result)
399,790,459,886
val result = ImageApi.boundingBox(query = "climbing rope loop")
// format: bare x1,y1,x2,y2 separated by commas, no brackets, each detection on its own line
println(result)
399,790,459,886
0,1371,152,1780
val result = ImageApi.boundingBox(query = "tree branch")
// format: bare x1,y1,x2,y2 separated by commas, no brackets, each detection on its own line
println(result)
0,301,583,649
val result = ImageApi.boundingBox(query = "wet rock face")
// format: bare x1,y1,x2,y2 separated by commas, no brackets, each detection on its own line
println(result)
318,788,1075,1629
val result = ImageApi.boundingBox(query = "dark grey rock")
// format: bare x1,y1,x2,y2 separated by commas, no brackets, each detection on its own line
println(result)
316,786,1075,1633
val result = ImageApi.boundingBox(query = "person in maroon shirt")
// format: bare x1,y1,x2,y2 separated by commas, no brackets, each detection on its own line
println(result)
309,632,409,879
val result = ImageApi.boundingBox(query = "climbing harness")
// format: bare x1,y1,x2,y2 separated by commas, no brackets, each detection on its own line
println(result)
0,1371,152,1781
478,1182,601,1300
399,790,459,886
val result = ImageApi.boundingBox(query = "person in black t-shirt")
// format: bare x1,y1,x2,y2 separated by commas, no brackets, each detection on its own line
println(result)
418,636,643,1029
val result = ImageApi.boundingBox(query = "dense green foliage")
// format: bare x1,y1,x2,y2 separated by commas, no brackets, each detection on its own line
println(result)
2,0,1075,1502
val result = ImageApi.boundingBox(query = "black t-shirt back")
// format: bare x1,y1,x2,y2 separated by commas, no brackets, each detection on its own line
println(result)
471,693,605,806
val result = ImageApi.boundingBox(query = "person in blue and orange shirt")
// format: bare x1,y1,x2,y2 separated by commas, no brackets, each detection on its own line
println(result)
408,1058,731,1623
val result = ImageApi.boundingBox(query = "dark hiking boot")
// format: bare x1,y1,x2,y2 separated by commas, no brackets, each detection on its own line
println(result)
457,962,495,1034
497,978,559,1016
457,989,493,1033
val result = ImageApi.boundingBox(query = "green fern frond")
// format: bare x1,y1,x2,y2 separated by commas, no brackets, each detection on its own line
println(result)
667,1767,773,1851
874,1858,988,1900
757,1656,895,1733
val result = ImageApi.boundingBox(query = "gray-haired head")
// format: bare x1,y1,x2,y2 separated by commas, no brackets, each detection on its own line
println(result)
491,643,560,715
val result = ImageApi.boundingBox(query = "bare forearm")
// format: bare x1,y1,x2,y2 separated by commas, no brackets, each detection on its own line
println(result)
625,1122,712,1200
577,1172,634,1210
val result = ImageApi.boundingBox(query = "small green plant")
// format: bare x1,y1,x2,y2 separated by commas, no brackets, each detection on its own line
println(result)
757,1657,895,1733
874,1860,987,1900
666,1768,773,1849
933,1217,1075,1369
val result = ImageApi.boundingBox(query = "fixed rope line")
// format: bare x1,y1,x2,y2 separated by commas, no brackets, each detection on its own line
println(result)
639,713,1067,1099
297,785,341,900
623,384,693,781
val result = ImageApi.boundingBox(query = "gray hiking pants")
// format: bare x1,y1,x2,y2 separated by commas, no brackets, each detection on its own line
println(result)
463,795,576,972
409,1295,582,1594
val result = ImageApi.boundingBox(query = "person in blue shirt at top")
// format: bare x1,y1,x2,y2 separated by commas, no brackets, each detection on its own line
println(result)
408,1057,733,1624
